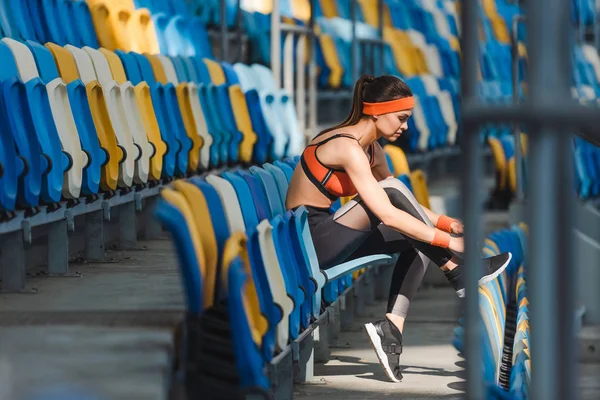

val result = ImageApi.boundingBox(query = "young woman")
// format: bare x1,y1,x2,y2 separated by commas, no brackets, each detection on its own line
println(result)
285,75,512,383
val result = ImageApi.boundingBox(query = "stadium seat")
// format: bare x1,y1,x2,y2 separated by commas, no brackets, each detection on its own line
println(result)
0,43,50,207
47,43,120,192
101,48,168,180
223,234,271,393
155,187,205,314
4,38,89,200
41,42,106,196
145,52,193,175
66,44,137,187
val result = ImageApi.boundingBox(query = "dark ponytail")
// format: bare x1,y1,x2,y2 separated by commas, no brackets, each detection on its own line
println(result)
317,74,413,137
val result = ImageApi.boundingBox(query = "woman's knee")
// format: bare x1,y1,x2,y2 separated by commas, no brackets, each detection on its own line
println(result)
379,179,431,225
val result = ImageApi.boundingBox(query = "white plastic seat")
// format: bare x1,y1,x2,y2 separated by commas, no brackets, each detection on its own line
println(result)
204,174,246,234
420,75,458,146
84,47,150,184
413,97,431,151
246,65,290,158
65,44,136,188
256,219,294,352
3,38,85,199
82,46,153,183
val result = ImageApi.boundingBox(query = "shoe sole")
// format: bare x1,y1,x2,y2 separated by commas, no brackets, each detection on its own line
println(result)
364,323,402,383
456,252,512,298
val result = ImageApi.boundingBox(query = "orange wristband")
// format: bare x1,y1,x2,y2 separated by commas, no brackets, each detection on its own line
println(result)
436,215,458,233
431,230,451,248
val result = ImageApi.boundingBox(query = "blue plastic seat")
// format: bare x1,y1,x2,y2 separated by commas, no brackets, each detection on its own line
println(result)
159,77,192,176
27,41,104,196
236,170,271,221
273,160,294,183
220,171,279,360
0,42,64,206
249,166,285,216
41,0,68,45
7,0,37,41
282,211,316,329
189,176,229,294
263,163,289,206
196,83,224,167
269,213,303,339
226,257,271,392
72,0,99,48
210,83,242,163
130,52,178,178
221,171,259,231
0,98,20,212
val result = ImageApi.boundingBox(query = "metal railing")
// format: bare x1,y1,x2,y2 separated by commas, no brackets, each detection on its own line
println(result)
270,1,318,138
461,1,578,400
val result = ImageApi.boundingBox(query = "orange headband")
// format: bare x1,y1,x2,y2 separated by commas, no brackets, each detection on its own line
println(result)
363,97,415,115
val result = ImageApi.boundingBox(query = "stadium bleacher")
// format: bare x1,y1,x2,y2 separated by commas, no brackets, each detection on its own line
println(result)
2,0,599,399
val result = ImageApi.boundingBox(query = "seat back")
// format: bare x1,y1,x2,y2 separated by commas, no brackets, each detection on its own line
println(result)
222,238,270,391
173,180,218,308
205,173,246,234
222,171,260,231
250,166,285,216
264,163,289,205
155,189,204,314
237,170,271,221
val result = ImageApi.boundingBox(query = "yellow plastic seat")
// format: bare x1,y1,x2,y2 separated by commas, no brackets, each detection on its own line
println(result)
318,34,343,88
384,145,410,176
384,28,418,76
175,84,203,171
160,187,207,312
174,181,218,308
488,137,507,190
222,232,269,345
203,59,227,85
292,0,311,21
128,8,160,54
89,3,118,51
101,48,166,181
204,59,257,163
228,85,258,163
319,0,338,17
409,170,431,209
508,157,516,194
45,43,120,191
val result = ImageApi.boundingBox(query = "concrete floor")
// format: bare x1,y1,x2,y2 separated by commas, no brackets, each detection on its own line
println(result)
0,238,183,400
295,288,465,400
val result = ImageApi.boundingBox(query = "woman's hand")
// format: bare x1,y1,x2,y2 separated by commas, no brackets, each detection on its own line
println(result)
450,221,464,235
449,236,464,254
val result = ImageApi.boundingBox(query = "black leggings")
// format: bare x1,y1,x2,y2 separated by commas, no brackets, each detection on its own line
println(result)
305,178,454,317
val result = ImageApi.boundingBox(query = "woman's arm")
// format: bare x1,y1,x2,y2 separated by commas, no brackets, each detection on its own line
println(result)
371,143,463,234
340,143,462,251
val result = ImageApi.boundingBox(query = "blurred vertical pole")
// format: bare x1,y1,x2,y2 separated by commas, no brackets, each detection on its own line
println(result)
459,0,483,398
237,0,243,61
308,0,318,139
351,0,358,83
512,15,525,202
220,0,228,61
377,0,384,76
271,0,282,89
527,0,577,399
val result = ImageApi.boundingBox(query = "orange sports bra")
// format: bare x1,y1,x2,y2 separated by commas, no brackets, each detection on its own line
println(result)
300,133,375,201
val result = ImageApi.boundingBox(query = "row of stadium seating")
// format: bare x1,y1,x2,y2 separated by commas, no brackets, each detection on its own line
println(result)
451,224,530,399
0,2,313,214
155,157,397,396
104,0,463,152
